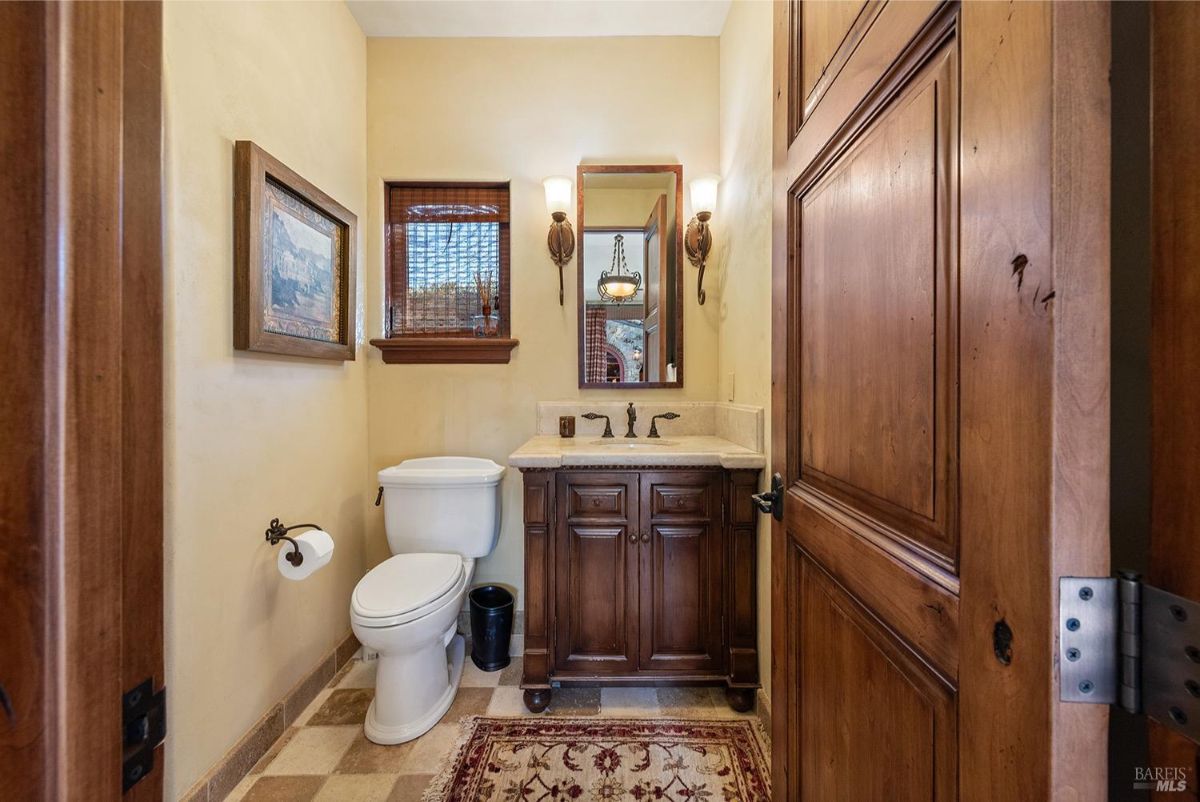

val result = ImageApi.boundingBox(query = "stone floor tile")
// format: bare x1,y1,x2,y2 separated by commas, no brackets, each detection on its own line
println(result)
485,687,542,717
497,657,523,687
308,689,374,726
334,733,415,775
656,687,718,717
460,659,502,688
238,775,325,802
337,660,377,690
312,774,398,802
599,687,661,717
387,773,435,802
261,726,358,776
398,724,460,774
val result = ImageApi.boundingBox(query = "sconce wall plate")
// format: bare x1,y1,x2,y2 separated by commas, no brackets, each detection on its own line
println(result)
547,211,575,305
685,211,713,305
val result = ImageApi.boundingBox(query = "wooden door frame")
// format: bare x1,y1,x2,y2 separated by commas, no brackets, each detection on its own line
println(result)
1149,3,1200,790
0,2,165,799
770,1,1111,798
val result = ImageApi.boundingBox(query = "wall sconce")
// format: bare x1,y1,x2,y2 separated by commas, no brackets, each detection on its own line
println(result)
685,174,719,305
543,176,575,305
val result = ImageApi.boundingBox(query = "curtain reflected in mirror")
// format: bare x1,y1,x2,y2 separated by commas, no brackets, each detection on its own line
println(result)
577,165,682,388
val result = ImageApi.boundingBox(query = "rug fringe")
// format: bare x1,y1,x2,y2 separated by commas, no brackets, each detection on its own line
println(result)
421,715,482,802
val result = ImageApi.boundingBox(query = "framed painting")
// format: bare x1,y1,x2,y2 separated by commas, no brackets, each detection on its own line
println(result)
234,140,357,360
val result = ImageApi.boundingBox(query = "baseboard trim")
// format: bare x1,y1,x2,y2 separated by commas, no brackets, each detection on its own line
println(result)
180,631,360,802
756,688,772,744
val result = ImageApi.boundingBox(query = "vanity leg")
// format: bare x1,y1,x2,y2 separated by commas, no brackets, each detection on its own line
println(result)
725,686,755,713
523,688,551,713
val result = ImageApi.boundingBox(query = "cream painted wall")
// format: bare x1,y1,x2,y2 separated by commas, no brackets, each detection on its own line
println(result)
716,0,775,698
163,2,367,798
364,37,721,598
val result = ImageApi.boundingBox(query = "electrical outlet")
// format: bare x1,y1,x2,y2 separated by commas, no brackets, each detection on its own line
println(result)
727,372,736,402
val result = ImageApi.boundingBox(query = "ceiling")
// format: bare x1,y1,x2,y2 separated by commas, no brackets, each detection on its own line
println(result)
346,0,732,38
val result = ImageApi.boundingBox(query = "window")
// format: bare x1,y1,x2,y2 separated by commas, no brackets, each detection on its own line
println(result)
371,182,518,363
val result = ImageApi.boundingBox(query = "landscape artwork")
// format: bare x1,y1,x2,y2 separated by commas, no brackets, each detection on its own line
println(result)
234,140,356,360
261,179,343,343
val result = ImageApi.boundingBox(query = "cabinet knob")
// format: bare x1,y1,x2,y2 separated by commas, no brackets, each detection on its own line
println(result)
628,533,638,543
641,533,650,543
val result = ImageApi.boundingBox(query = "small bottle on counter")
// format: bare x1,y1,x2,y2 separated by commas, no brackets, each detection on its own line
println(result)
559,416,576,438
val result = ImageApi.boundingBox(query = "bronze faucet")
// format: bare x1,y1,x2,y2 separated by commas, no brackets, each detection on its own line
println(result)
582,412,614,438
625,402,637,438
648,412,680,438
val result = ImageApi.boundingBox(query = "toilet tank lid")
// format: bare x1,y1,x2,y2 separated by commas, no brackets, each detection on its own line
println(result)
378,456,505,487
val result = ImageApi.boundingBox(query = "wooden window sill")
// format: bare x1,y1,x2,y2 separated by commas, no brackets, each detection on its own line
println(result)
370,337,519,364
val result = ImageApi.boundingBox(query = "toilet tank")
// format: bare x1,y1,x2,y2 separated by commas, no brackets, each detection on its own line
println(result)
377,457,505,558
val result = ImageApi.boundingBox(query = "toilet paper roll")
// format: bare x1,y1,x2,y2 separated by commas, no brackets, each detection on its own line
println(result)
277,529,335,581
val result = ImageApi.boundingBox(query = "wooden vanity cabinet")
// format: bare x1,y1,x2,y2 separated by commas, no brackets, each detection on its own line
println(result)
520,466,760,713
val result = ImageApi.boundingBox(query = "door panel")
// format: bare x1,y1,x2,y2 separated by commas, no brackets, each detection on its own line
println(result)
789,544,956,801
772,1,1110,799
639,524,723,672
643,195,667,383
639,472,723,672
649,483,711,518
567,484,628,519
799,1,865,99
798,37,957,568
556,473,638,673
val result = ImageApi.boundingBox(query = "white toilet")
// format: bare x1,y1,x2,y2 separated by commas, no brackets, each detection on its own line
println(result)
351,456,504,744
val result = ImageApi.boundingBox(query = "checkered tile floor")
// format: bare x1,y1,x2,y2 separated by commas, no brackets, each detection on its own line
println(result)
224,656,767,801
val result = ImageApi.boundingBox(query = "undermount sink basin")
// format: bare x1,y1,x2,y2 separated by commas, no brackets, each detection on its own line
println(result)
588,439,677,448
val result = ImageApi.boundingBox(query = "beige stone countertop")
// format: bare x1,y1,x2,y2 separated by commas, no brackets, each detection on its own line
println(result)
508,435,766,470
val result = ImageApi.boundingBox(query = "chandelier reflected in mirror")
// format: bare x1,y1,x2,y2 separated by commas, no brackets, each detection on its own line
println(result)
597,233,642,303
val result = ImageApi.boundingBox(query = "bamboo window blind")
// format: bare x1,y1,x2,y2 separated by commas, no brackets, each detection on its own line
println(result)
385,182,510,338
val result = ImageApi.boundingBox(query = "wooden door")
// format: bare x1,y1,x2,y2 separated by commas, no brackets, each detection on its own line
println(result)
643,195,667,383
0,2,165,799
1150,4,1200,792
637,471,724,673
771,2,1110,799
554,472,640,674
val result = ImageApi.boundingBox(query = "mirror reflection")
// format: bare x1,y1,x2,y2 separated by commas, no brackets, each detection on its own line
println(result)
578,166,682,387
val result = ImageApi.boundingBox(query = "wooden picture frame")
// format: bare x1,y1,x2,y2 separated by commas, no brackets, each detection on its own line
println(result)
234,140,357,360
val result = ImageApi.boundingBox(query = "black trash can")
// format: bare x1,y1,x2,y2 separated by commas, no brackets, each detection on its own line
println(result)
469,585,514,671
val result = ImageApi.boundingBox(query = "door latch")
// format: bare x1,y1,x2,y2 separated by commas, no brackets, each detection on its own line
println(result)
751,473,784,522
1059,573,1200,744
123,679,166,792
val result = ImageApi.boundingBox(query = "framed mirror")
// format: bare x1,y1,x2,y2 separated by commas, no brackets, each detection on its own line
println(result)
577,164,683,388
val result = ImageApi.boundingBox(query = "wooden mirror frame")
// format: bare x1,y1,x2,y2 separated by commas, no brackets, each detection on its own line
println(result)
577,164,685,389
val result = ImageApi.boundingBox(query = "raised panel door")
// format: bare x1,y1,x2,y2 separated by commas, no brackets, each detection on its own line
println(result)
638,471,724,673
555,472,639,673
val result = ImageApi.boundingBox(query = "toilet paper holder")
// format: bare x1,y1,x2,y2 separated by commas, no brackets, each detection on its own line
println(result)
264,518,322,566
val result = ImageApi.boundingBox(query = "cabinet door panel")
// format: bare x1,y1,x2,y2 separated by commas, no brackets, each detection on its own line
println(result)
639,472,723,672
567,485,628,519
555,473,639,673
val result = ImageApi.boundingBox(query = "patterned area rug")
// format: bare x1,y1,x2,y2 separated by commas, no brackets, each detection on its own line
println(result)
425,717,771,801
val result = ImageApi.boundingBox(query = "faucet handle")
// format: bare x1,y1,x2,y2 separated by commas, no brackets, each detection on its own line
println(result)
648,412,681,439
582,412,614,438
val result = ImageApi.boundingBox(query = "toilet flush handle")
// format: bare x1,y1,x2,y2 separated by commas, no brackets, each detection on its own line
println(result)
374,486,383,507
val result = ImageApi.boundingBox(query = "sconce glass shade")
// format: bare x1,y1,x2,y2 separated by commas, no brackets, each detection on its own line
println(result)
690,174,720,216
543,176,573,216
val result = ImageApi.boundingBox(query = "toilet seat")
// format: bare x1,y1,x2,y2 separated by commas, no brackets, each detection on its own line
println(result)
351,553,464,629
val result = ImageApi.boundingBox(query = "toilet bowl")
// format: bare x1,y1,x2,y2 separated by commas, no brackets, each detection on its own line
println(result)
351,456,504,744
351,554,474,744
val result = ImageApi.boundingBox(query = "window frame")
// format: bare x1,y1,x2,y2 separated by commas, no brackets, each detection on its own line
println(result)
371,180,519,364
